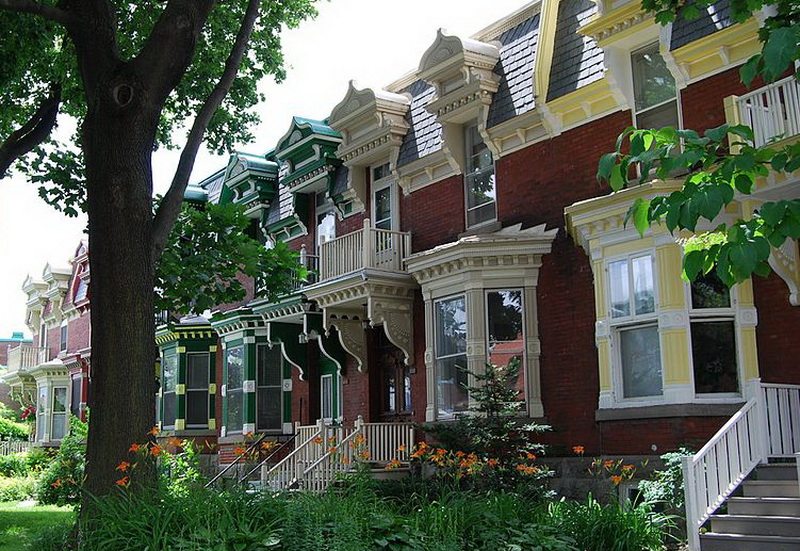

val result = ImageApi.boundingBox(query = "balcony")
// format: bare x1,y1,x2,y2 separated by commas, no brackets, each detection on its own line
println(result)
304,219,417,371
729,75,800,147
6,344,46,375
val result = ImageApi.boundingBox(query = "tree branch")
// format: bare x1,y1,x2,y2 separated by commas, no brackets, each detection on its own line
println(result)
150,0,262,262
0,0,75,26
0,83,61,178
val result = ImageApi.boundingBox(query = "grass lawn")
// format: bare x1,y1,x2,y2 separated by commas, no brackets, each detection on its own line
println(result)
0,501,74,551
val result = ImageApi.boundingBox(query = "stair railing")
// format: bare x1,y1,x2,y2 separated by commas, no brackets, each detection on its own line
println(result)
301,416,364,492
204,432,269,488
261,420,325,490
237,433,298,484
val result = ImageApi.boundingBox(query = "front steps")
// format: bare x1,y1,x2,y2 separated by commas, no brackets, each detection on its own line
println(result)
701,463,800,550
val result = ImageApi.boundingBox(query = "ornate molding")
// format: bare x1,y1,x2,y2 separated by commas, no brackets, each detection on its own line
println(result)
369,297,414,366
768,239,800,306
326,312,367,372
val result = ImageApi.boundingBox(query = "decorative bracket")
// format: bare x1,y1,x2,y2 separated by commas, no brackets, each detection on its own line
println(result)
325,310,368,372
368,297,414,366
768,238,800,306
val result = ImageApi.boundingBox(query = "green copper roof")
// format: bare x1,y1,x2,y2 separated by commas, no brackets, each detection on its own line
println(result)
292,117,340,138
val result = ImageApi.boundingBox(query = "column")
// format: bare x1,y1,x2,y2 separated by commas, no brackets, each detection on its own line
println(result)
242,336,257,434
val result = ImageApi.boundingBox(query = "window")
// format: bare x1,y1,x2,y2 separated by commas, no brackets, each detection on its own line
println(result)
464,124,496,228
321,374,333,420
486,290,525,396
377,330,412,415
60,324,68,352
316,192,336,254
226,346,245,433
186,353,210,428
608,254,662,399
74,266,89,303
690,273,739,394
51,387,67,440
631,43,679,129
435,296,469,417
372,163,395,231
256,345,283,431
70,374,82,418
36,385,48,442
39,323,46,348
161,351,177,428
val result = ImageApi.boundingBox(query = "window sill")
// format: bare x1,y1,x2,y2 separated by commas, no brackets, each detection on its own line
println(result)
596,402,745,421
458,220,501,238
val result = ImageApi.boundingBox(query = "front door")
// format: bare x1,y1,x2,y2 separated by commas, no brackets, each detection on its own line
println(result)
375,329,411,420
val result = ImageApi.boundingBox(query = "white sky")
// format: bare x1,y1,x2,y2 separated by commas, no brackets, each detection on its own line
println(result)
0,0,526,338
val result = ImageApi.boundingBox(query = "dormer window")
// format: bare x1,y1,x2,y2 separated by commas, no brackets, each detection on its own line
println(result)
372,162,397,231
465,124,496,228
631,43,680,129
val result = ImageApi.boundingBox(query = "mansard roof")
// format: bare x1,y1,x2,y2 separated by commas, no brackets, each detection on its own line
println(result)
396,80,442,167
546,0,604,102
670,0,734,50
275,116,341,158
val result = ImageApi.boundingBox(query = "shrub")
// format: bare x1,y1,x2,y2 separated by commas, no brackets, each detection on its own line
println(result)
26,447,53,472
0,452,30,477
36,416,87,506
639,448,693,514
0,475,36,501
0,416,29,440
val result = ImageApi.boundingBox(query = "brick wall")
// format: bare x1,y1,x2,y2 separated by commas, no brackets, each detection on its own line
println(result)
67,312,90,352
401,174,465,253
753,271,800,385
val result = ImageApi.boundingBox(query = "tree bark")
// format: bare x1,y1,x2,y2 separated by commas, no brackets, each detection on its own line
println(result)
81,70,159,500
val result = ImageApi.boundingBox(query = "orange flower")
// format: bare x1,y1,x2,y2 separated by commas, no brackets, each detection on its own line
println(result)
261,440,277,451
129,443,141,453
487,458,499,468
244,431,254,440
622,464,635,473
341,456,351,465
572,445,585,456
115,476,130,487
353,434,366,446
313,436,323,445
455,451,465,458
397,444,406,453
435,448,447,457
357,450,370,461
386,458,402,470
233,446,246,456
51,479,62,489
148,426,159,437
327,446,337,454
603,459,615,469
115,461,130,472
610,475,623,486
327,436,337,445
167,437,182,448
526,452,537,460
150,445,163,457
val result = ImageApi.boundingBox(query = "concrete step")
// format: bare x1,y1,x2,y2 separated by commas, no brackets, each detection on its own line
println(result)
742,480,800,498
701,532,800,551
710,514,800,537
728,496,800,516
755,464,799,481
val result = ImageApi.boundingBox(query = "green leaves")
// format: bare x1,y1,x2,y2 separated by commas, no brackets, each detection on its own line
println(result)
626,198,652,236
761,27,800,82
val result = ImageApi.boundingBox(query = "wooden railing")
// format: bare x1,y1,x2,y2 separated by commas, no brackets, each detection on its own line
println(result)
6,344,46,374
318,219,412,282
733,75,800,147
261,420,328,490
360,421,414,463
683,382,800,550
0,440,32,455
301,422,363,492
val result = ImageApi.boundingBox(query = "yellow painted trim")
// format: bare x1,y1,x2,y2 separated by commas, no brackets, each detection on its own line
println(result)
208,383,217,394
579,3,653,47
546,78,624,129
672,19,761,83
605,237,655,258
598,340,612,391
209,345,218,352
661,329,691,385
534,0,561,104
593,259,608,318
737,279,755,307
175,384,186,395
656,245,686,309
176,346,187,353
740,328,760,380
208,419,216,431
175,419,186,431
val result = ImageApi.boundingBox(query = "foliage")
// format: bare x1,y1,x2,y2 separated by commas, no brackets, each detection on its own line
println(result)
0,453,30,478
421,360,552,494
155,202,304,315
0,475,36,501
588,457,644,490
35,416,87,506
0,417,29,441
639,448,693,513
156,438,205,498
598,0,800,284
0,503,75,551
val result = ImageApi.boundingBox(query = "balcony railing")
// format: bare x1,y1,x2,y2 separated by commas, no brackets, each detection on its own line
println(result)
318,219,412,282
6,344,46,374
733,75,800,147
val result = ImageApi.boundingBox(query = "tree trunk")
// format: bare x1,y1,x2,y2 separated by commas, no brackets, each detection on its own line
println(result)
81,82,159,502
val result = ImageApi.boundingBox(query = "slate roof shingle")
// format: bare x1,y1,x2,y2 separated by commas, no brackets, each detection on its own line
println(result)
546,0,604,102
670,0,734,50
487,13,541,128
396,80,443,167
332,164,349,197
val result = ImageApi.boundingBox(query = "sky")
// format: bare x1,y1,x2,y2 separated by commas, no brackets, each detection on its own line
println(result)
0,0,526,338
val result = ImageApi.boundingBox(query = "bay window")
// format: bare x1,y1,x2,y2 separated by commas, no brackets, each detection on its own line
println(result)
434,296,469,417
464,124,496,228
486,290,525,395
608,254,663,399
161,351,177,428
186,353,210,428
225,346,244,433
51,387,67,440
256,344,282,432
36,385,47,442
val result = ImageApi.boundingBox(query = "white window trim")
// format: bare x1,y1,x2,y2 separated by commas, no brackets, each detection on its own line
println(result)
320,373,334,422
185,352,210,429
161,351,178,430
463,123,497,230
433,294,469,420
225,345,245,434
255,344,284,433
50,386,68,441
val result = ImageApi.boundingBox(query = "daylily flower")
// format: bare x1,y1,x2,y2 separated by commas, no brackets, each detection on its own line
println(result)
129,443,141,453
116,461,130,472
115,476,130,487
572,445,585,456
148,426,159,437
233,446,246,456
150,445,163,457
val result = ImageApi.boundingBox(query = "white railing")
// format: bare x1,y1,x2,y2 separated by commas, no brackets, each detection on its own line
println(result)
735,75,800,147
683,382,800,550
261,421,324,490
301,421,363,492
361,421,414,463
0,440,32,455
318,219,412,281
6,344,46,374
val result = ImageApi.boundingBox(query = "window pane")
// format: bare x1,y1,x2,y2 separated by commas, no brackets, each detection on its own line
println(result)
226,346,244,390
691,273,731,309
162,392,176,427
632,256,655,315
435,297,467,357
466,169,496,209
374,186,392,229
186,391,208,426
609,260,630,318
227,389,243,432
321,376,333,419
467,200,497,227
257,345,282,387
187,354,210,390
436,355,469,417
692,321,738,393
372,162,390,182
53,387,67,413
70,376,81,417
162,352,177,392
52,414,66,440
631,44,676,112
487,290,524,387
637,100,679,129
60,326,68,351
257,387,282,430
403,373,412,413
316,211,336,247
620,326,662,398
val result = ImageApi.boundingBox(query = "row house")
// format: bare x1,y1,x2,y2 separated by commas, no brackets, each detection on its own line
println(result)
4,242,91,445
157,0,800,504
